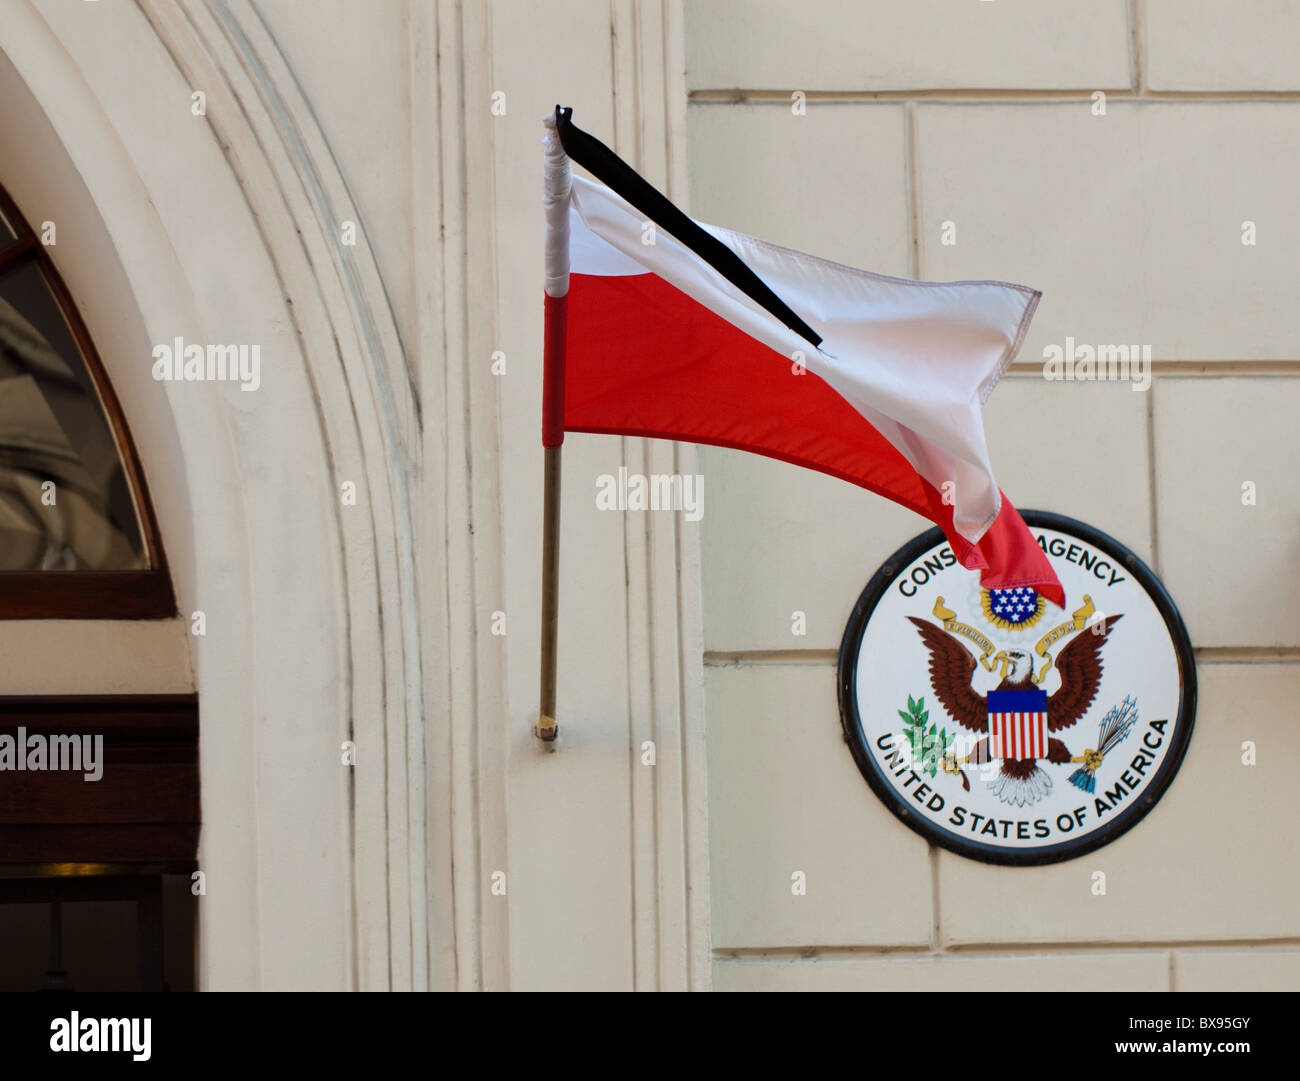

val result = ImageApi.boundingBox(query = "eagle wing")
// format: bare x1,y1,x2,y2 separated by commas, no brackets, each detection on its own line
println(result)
1047,614,1123,731
905,617,986,732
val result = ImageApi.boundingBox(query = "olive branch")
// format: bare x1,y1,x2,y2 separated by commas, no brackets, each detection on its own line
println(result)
898,694,953,779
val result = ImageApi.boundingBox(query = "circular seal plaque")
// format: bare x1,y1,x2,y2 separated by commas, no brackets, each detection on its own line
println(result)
837,511,1195,865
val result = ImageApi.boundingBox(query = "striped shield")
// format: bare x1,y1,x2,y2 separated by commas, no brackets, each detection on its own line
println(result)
987,689,1049,760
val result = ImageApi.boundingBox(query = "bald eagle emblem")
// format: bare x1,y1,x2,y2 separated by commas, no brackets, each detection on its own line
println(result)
907,600,1121,808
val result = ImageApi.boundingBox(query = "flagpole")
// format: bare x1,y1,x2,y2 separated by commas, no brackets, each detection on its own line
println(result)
537,109,571,743
537,450,561,741
536,299,565,743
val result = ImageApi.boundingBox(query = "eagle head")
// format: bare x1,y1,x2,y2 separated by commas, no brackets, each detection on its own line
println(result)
999,649,1035,687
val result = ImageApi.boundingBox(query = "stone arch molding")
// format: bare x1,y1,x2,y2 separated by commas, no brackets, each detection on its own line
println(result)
0,1,424,989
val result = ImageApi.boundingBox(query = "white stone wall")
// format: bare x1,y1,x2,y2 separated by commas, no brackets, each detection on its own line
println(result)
689,0,1300,991
257,0,712,990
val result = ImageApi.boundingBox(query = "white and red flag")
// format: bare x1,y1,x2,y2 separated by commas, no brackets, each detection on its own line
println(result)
541,106,1063,608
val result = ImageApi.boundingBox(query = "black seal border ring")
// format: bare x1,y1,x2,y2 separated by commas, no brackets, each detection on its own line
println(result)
836,510,1198,866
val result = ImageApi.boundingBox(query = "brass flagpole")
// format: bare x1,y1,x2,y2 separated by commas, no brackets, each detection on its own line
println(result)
536,441,561,742
537,108,570,743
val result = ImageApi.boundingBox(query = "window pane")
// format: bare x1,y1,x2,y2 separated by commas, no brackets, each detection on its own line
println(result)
0,262,147,569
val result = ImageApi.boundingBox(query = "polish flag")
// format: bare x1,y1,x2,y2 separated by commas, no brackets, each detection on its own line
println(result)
542,108,1063,605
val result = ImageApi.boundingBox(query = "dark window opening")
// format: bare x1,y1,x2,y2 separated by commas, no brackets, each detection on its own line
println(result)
0,184,172,617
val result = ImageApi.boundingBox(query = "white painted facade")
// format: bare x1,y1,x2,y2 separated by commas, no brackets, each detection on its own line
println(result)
0,0,1295,990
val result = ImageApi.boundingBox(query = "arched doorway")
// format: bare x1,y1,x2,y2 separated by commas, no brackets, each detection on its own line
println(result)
0,1,425,989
